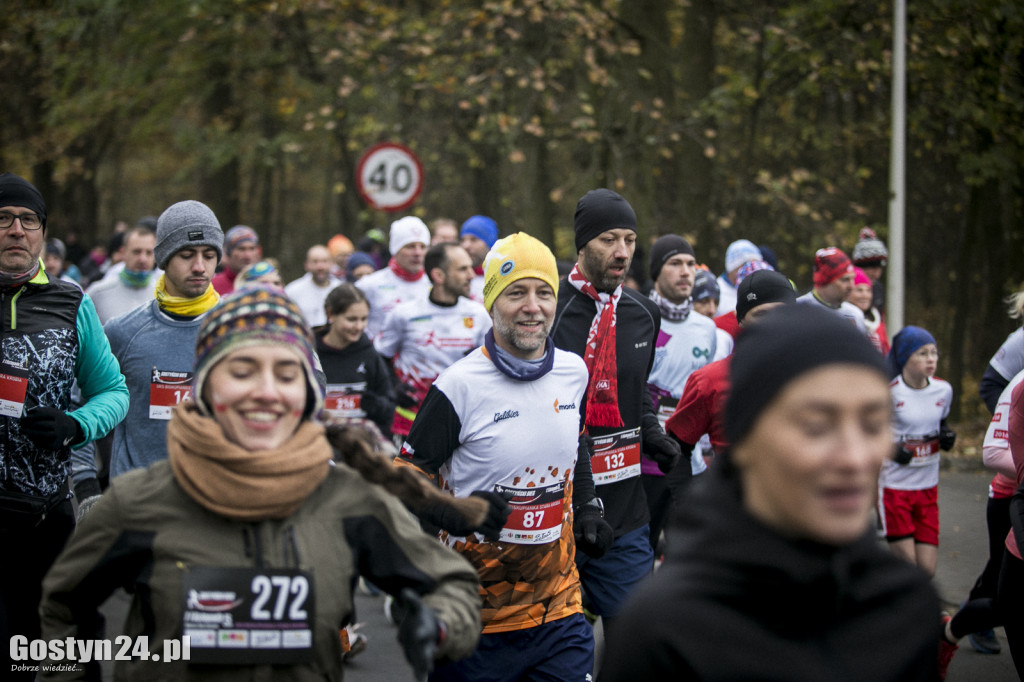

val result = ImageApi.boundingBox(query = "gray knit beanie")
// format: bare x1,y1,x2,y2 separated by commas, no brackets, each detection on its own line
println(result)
154,200,224,269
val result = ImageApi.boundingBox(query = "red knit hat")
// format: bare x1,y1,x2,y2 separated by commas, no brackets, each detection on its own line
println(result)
812,247,853,287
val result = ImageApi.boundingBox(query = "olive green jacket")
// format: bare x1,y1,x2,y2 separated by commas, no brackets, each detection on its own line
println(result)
40,460,481,681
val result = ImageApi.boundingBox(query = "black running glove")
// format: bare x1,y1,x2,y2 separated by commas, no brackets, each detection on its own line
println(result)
939,428,956,452
893,443,914,465
643,425,682,473
396,588,444,682
21,407,83,450
574,500,614,559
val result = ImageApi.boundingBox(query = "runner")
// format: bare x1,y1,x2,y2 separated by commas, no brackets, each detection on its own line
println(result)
644,234,716,551
690,269,733,360
549,188,680,637
284,244,343,327
316,282,396,440
796,246,867,333
848,266,889,354
356,216,431,339
879,325,955,576
375,242,490,443
105,200,224,479
459,215,499,304
0,173,128,677
601,305,939,682
715,238,760,316
40,286,486,680
664,269,796,497
211,224,260,294
979,289,1024,412
398,233,611,681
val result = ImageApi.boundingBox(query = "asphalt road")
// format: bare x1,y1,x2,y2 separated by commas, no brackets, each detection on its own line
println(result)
96,467,1019,681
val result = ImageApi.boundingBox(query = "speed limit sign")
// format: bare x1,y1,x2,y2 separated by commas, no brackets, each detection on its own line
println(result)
356,142,424,212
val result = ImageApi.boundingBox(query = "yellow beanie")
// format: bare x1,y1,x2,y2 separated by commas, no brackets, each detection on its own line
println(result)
482,233,559,311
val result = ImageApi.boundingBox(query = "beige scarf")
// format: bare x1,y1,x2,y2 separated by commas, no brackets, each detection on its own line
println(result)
167,403,331,521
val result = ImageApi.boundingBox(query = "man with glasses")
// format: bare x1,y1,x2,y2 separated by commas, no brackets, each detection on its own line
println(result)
0,172,128,675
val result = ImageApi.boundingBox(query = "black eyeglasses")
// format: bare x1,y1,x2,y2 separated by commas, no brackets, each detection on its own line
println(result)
0,211,43,231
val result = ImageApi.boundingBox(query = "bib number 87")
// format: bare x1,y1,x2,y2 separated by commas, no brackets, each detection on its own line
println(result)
251,575,309,621
522,511,545,529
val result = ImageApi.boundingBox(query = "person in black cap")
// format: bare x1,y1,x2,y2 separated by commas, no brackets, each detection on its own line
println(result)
549,188,680,637
643,234,717,552
0,172,128,677
664,269,796,500
601,304,940,682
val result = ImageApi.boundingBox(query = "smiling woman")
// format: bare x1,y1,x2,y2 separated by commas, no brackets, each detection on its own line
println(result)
601,305,942,682
38,286,500,681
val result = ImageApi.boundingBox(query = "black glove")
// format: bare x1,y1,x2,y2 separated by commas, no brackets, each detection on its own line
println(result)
73,478,103,524
396,384,419,409
21,407,83,450
395,588,443,682
574,500,614,558
422,491,510,541
643,426,682,474
939,428,956,452
893,443,914,465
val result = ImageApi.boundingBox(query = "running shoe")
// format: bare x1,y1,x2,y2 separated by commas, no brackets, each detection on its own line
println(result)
967,628,1001,654
938,613,958,682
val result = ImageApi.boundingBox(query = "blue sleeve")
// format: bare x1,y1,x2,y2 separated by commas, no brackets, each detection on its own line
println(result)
71,295,129,443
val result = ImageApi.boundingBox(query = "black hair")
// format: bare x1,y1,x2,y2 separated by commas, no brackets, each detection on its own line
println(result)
323,282,369,318
424,241,459,285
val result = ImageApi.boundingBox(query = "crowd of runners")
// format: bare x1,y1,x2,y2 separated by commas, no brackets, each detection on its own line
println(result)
3,171,1024,680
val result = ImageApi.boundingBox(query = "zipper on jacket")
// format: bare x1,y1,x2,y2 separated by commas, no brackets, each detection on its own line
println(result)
243,526,265,568
283,526,301,567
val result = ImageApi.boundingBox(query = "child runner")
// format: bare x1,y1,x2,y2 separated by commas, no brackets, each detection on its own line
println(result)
879,326,956,575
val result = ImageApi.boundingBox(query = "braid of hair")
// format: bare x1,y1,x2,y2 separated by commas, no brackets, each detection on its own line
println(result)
324,424,489,527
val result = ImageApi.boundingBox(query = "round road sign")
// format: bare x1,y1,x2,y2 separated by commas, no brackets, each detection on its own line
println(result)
356,142,424,212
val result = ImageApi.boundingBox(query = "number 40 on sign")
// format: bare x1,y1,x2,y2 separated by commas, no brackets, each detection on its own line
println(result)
356,142,424,212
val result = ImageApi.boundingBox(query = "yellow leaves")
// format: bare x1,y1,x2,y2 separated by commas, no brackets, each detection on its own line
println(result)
508,149,526,163
278,98,298,116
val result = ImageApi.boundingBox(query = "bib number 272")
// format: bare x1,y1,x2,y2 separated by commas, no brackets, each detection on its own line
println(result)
251,574,308,621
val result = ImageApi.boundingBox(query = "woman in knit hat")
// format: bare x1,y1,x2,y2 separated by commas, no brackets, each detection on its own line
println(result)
602,305,939,681
40,286,505,681
847,266,889,354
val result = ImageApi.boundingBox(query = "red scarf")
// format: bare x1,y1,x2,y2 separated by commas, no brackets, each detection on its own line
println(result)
568,265,624,428
388,257,424,282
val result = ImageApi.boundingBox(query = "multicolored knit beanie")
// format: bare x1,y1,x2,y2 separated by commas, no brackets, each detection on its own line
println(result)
193,285,323,417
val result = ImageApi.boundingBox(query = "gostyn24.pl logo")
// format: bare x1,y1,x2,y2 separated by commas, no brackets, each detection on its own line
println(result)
10,635,190,664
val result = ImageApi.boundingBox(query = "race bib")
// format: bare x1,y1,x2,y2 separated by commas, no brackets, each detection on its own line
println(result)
494,482,565,545
903,436,940,467
182,566,315,665
655,396,678,430
150,369,192,420
0,361,30,418
323,383,366,419
590,426,642,484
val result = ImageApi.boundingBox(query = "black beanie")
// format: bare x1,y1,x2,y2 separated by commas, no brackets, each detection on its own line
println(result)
0,173,46,226
735,269,797,323
725,304,887,447
573,189,637,252
649,234,695,282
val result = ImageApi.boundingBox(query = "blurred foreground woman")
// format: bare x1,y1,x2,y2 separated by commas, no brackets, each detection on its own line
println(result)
600,305,939,682
39,286,483,681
